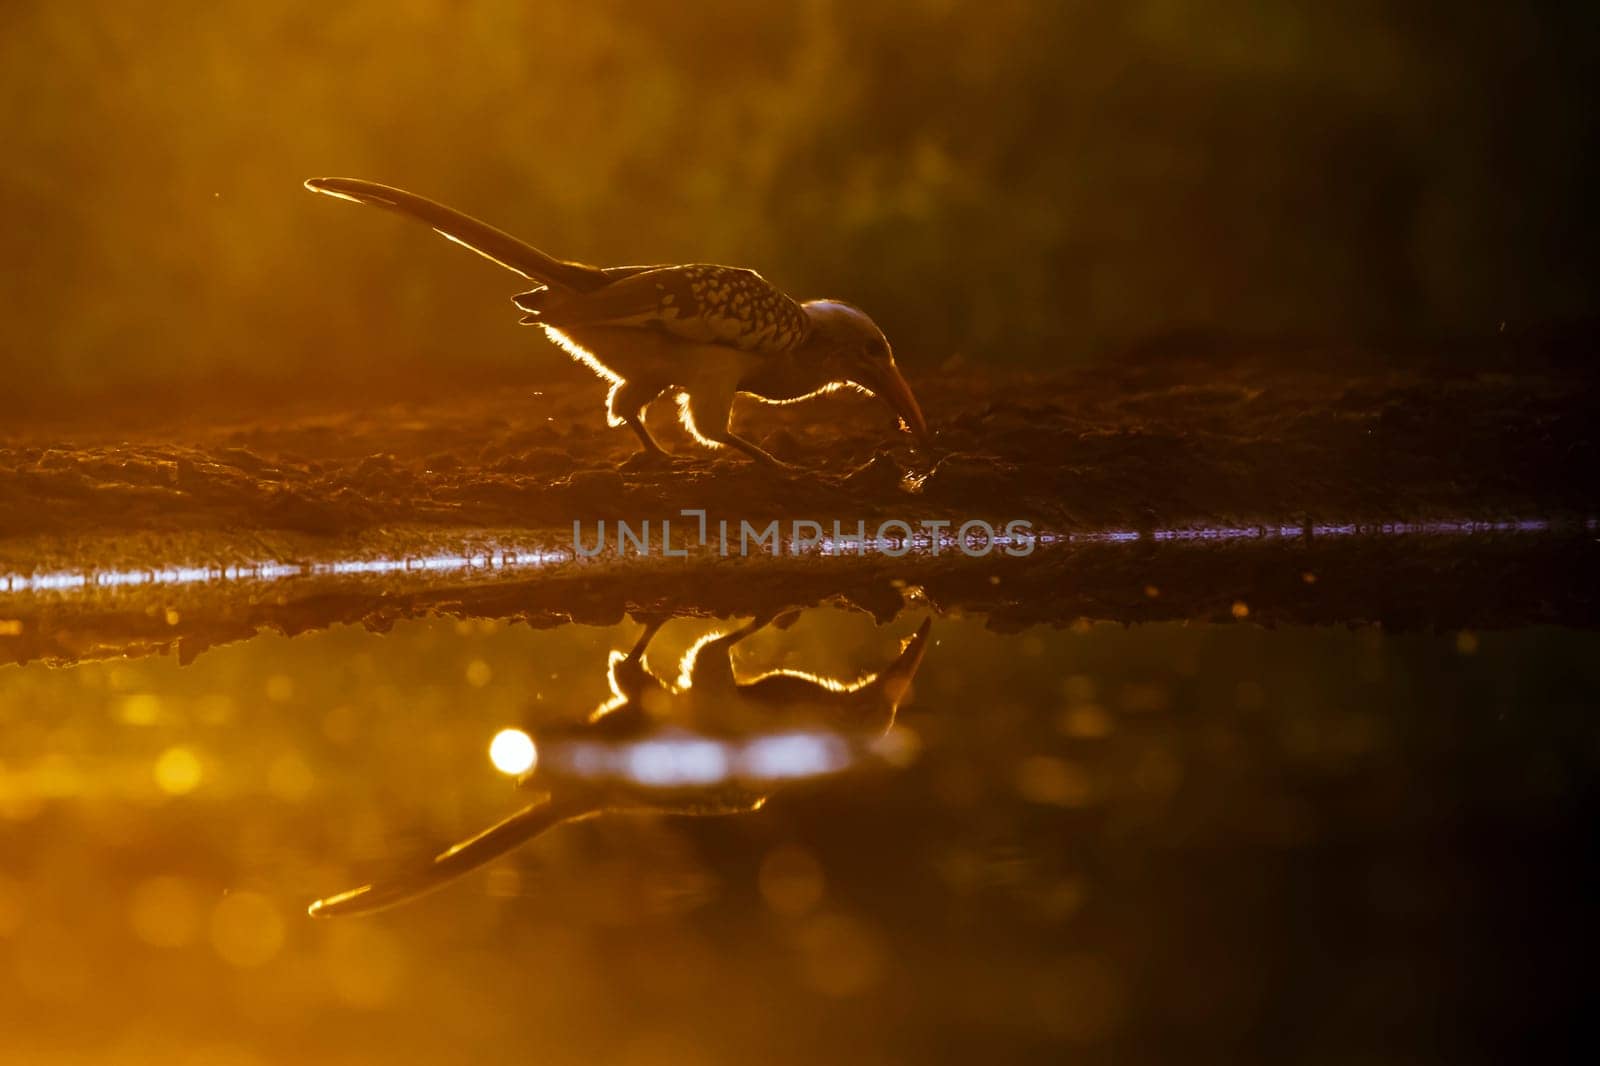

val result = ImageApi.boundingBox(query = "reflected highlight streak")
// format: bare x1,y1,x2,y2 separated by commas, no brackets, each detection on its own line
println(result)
546,728,856,789
3,545,572,597
307,616,932,917
1,518,1585,600
820,517,1569,555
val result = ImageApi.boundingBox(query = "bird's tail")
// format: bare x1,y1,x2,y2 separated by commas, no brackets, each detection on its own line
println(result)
304,177,607,291
307,796,593,918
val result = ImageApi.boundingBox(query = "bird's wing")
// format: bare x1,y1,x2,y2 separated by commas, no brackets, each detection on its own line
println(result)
515,264,811,353
304,177,611,292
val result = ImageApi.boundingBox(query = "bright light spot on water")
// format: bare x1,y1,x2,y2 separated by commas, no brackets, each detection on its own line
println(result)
489,729,536,775
547,730,861,788
154,746,202,795
626,738,729,786
740,733,850,780
118,693,162,726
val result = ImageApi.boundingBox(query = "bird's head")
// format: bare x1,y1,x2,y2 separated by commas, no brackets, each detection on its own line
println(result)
802,301,930,444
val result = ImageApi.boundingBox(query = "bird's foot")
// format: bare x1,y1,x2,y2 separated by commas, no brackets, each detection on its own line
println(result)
728,442,808,475
620,449,689,473
758,456,809,476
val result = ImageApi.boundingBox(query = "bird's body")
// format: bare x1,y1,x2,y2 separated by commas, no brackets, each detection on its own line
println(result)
308,615,931,916
304,178,929,466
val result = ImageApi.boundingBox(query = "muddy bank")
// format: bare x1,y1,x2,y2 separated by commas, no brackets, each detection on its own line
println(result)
2,348,1595,541
3,346,1596,667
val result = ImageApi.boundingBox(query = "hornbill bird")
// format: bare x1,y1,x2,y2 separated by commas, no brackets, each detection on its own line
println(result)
304,178,931,468
308,614,931,916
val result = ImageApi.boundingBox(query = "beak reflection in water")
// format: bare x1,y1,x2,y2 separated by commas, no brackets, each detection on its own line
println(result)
308,614,932,918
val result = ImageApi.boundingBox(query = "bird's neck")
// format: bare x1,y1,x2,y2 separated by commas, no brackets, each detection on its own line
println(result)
737,343,842,402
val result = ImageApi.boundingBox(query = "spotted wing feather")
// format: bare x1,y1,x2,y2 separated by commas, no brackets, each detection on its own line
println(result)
514,264,810,353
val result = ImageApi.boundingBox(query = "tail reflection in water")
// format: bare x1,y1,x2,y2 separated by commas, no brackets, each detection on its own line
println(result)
309,613,931,917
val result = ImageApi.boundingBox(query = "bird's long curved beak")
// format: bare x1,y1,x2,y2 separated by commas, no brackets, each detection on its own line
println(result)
869,363,931,444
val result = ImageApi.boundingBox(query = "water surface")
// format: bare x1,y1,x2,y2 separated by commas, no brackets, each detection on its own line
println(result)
1,597,1594,1063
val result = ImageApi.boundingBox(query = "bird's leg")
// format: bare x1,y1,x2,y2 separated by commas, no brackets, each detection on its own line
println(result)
605,617,666,707
624,617,666,663
609,380,673,463
719,612,776,646
683,387,800,471
622,412,669,458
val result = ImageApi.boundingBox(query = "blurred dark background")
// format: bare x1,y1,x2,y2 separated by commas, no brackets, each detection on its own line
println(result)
2,0,1596,419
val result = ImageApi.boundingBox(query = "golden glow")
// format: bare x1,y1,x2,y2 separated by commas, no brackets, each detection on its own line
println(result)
542,326,621,384
324,924,407,1008
153,746,203,795
743,667,880,694
208,891,286,968
0,876,23,937
118,693,162,726
290,611,927,918
431,228,531,277
674,391,726,449
745,380,873,406
588,649,634,721
308,885,371,918
488,728,536,775
602,381,629,427
267,752,316,801
128,876,202,949
674,626,735,689
303,180,367,205
539,326,629,427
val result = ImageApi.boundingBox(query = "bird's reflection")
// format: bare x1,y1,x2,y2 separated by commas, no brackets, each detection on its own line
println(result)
310,612,931,916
